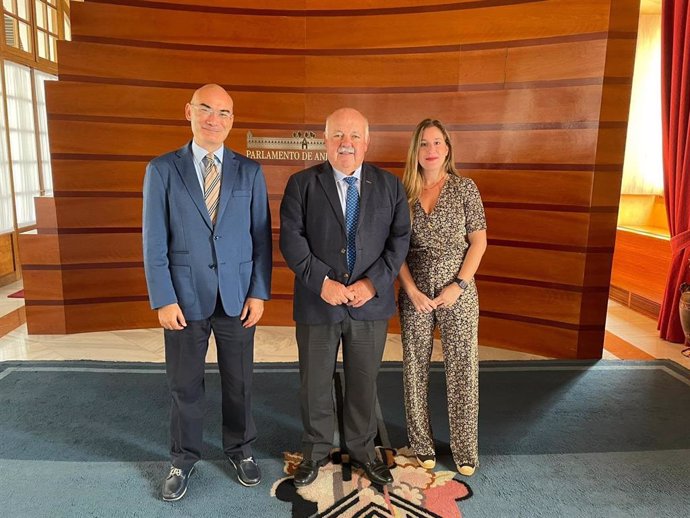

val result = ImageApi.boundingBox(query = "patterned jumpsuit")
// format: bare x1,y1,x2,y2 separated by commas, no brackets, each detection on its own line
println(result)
399,173,487,468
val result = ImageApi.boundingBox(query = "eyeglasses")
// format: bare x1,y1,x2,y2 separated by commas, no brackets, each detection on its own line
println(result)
189,103,233,120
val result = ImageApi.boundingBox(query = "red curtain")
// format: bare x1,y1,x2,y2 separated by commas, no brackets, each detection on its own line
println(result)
659,0,690,342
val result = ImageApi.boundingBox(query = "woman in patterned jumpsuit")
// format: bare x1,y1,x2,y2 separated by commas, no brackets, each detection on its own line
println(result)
398,119,487,476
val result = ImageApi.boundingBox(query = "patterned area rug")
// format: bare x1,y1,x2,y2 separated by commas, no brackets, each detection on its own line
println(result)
272,447,471,517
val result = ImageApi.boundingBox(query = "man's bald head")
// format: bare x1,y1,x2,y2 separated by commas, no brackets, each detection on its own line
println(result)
185,84,234,152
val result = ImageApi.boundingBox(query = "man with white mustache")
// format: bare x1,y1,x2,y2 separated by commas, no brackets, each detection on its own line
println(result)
280,108,411,487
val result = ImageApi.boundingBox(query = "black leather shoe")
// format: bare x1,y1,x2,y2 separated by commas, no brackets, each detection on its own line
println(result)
228,455,261,487
162,465,194,502
351,458,393,485
293,456,330,488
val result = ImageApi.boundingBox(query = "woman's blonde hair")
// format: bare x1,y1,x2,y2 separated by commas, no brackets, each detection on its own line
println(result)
402,119,458,219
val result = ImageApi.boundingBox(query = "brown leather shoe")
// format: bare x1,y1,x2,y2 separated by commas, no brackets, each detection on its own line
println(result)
350,458,393,485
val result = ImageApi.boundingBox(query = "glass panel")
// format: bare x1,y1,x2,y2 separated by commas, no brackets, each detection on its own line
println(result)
3,15,18,48
18,21,31,52
48,5,58,33
4,62,40,227
48,35,56,62
63,15,70,41
35,1,46,29
622,14,664,195
34,70,57,196
48,0,56,5
17,0,28,20
0,69,16,233
37,30,48,59
3,0,14,14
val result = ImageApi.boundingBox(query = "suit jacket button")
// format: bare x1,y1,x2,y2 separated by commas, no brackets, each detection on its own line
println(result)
209,264,216,269
344,273,349,279
341,248,346,254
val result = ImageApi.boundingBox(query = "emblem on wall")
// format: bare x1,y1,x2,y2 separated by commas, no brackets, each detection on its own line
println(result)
246,131,327,161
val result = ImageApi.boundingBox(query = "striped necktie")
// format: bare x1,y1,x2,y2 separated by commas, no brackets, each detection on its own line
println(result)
343,176,360,274
203,153,220,224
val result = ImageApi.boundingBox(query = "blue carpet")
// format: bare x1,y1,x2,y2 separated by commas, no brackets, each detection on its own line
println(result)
1,360,689,517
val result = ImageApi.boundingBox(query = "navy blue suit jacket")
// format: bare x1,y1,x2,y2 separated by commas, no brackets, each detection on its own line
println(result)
280,162,410,324
143,142,272,320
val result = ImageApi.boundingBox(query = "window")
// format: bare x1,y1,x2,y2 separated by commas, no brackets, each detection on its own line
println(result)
34,69,55,194
621,14,663,195
4,60,39,227
35,0,58,62
0,67,14,233
3,0,32,56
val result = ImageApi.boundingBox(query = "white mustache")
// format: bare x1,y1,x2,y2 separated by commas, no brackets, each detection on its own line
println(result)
338,146,355,154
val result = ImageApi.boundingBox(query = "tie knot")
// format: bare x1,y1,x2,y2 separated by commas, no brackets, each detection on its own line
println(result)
344,176,357,186
204,153,215,166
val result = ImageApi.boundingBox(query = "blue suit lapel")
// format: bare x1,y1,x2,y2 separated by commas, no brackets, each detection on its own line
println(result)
317,162,346,232
174,143,213,230
215,147,238,225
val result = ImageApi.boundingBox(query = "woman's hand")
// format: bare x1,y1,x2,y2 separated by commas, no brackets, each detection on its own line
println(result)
407,288,438,314
433,283,463,308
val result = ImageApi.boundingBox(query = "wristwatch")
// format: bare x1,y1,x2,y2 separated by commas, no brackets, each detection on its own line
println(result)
454,278,469,290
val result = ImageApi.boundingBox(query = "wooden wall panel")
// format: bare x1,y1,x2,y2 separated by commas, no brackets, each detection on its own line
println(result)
23,268,148,300
72,3,307,48
368,129,605,164
469,170,597,206
306,1,612,48
25,306,67,334
50,119,614,168
58,42,308,87
48,120,188,156
49,82,612,128
43,198,142,229
57,40,623,90
0,233,15,280
485,207,617,249
18,233,61,265
20,233,143,265
74,1,611,50
611,230,672,304
47,82,307,125
479,315,580,358
18,0,639,359
51,160,147,193
480,246,588,285
477,281,591,325
304,86,608,125
24,301,158,334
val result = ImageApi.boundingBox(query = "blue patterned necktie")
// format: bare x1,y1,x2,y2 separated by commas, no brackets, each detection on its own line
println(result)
343,176,360,274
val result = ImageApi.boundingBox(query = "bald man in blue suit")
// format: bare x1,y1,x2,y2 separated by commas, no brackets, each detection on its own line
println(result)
143,84,272,501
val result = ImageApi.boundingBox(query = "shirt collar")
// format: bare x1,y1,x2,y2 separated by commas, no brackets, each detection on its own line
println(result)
332,165,362,183
192,141,223,166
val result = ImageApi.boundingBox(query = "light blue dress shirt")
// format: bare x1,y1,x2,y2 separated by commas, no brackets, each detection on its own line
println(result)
332,165,362,217
191,141,224,192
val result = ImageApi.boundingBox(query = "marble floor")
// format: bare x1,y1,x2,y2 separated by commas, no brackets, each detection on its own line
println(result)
1,279,689,369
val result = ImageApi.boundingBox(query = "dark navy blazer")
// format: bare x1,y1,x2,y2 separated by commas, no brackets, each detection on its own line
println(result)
280,161,410,325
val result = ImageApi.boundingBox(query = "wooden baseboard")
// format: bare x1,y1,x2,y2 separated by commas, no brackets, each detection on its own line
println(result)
0,270,20,288
609,285,661,319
